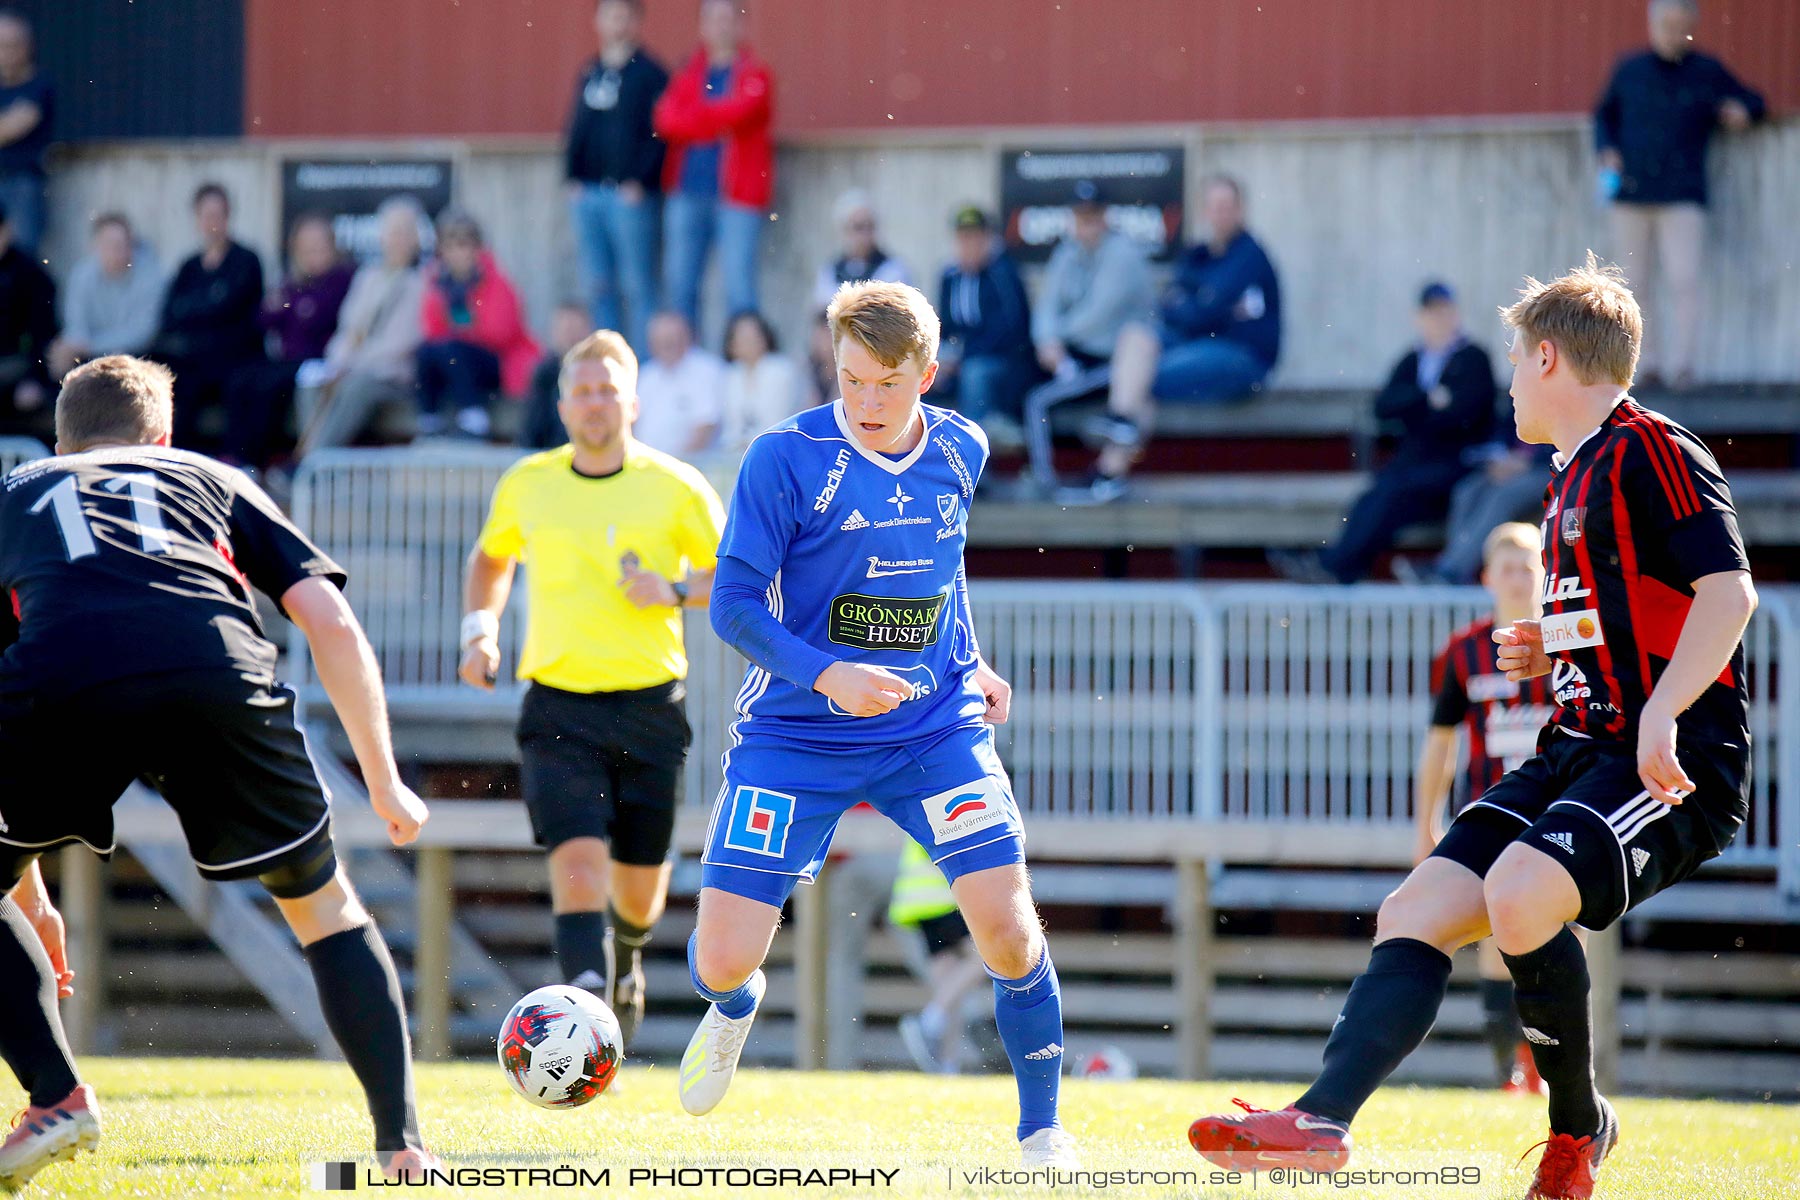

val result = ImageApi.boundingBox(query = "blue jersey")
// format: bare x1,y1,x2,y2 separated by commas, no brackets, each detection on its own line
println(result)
717,400,988,746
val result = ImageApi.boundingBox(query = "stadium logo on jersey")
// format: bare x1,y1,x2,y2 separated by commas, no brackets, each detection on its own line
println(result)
1542,574,1592,604
866,555,934,578
828,664,936,716
922,777,1009,845
1541,608,1605,652
1551,660,1592,704
840,509,870,531
722,786,796,858
887,484,914,517
935,434,975,498
813,448,853,514
828,592,946,651
1560,506,1587,546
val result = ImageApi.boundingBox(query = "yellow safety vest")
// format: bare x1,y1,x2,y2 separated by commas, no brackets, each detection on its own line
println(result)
887,840,959,926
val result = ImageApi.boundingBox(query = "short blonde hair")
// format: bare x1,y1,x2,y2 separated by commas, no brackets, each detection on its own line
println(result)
1483,520,1543,565
826,280,940,371
1500,252,1641,387
56,355,174,450
559,328,638,392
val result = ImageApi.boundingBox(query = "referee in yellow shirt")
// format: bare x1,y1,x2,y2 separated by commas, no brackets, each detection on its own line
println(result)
458,328,725,1048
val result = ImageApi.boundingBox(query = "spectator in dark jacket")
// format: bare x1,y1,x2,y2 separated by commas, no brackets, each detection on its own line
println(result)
1278,283,1496,584
565,0,666,355
936,206,1035,449
1594,0,1764,387
0,11,51,256
655,0,774,332
223,211,354,469
151,183,266,453
0,199,54,441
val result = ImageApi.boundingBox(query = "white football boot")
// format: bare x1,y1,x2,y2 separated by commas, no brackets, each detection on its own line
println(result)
1019,1127,1080,1169
678,969,764,1116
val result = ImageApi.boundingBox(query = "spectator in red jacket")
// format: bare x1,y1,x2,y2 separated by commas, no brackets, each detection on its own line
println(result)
416,209,541,440
654,0,774,336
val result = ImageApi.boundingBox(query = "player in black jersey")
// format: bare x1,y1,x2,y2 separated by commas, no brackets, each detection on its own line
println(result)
1191,257,1756,1200
0,357,441,1187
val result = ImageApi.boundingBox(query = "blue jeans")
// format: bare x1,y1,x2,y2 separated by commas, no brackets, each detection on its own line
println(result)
415,340,499,418
569,183,660,354
662,191,763,331
945,353,1032,422
1152,336,1270,404
0,173,46,256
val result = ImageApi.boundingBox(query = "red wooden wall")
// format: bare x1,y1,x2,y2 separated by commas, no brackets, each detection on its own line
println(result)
245,0,1796,138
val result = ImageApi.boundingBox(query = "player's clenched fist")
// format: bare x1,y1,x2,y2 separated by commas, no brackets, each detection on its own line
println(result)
813,661,916,717
459,637,500,690
1492,619,1550,681
371,779,431,846
974,657,1012,724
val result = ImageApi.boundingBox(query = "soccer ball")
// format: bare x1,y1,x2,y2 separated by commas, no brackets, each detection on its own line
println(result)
497,985,623,1108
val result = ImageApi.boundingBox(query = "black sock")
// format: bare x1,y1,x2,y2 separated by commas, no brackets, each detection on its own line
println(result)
554,911,610,990
302,923,420,1153
608,907,653,975
0,897,80,1107
1503,927,1600,1136
1294,938,1454,1125
1480,977,1523,1085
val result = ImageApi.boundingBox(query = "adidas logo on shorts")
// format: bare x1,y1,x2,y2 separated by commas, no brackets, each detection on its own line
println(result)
1631,847,1651,877
840,509,870,531
1523,1026,1561,1047
1541,831,1575,855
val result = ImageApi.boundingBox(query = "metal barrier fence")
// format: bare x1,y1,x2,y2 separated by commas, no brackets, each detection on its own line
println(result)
0,437,49,474
288,450,1798,893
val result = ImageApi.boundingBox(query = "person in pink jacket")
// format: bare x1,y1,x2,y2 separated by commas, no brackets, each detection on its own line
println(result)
416,209,541,439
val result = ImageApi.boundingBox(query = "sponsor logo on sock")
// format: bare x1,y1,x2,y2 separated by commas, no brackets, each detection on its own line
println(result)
1541,831,1575,855
840,508,870,531
1024,1043,1063,1061
1523,1026,1561,1047
1631,847,1650,877
1294,1115,1346,1133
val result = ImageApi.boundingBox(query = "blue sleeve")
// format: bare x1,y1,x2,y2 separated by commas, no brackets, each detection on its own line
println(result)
953,563,980,659
710,554,838,690
715,433,799,577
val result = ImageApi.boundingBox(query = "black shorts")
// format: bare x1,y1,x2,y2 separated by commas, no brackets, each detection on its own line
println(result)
0,671,337,895
915,909,971,956
1432,729,1744,930
516,680,689,864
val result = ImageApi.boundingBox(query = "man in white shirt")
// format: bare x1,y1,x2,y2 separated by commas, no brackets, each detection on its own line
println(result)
633,310,723,458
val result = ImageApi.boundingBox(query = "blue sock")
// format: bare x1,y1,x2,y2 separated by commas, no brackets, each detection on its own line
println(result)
989,946,1064,1140
687,932,764,1020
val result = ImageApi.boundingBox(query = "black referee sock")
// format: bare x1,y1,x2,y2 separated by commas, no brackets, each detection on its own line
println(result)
1480,977,1524,1086
1503,927,1601,1136
608,907,653,983
553,911,610,992
0,897,81,1107
1294,938,1454,1125
303,922,420,1153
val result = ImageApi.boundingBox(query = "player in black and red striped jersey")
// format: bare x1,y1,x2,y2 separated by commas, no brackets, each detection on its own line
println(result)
1414,521,1556,1097
1191,257,1756,1200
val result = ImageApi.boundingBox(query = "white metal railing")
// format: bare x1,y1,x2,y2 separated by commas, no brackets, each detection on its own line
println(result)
0,437,50,474
286,452,1797,895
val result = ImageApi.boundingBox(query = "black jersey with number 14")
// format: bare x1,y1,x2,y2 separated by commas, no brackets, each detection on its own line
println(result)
1538,398,1751,813
0,446,346,700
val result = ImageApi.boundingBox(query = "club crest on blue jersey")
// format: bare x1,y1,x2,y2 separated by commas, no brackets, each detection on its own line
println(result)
723,785,796,857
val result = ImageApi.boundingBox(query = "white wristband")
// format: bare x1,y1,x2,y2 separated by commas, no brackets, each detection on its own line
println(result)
460,610,499,647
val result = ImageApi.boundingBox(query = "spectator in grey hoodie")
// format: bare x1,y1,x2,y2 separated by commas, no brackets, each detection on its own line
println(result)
295,196,428,455
47,213,162,382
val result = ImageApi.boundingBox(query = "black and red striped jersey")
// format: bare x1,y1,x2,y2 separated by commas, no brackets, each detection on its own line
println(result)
1429,615,1556,804
1537,398,1750,802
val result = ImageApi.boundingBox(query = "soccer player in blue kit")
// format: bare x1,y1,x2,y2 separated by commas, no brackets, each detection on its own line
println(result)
681,280,1078,1168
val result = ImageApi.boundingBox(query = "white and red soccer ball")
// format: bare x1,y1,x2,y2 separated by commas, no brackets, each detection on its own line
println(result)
497,985,623,1108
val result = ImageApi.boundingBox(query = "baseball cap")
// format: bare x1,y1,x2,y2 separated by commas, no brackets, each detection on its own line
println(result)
1071,179,1106,209
952,205,990,231
1418,281,1456,307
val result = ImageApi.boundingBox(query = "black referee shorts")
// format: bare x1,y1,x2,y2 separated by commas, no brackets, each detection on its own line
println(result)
1432,730,1744,930
0,671,338,897
516,679,690,864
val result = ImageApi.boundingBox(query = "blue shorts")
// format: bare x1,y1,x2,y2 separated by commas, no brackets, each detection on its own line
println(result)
701,721,1027,907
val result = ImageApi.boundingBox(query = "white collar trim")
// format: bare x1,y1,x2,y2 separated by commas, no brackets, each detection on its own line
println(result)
832,399,934,475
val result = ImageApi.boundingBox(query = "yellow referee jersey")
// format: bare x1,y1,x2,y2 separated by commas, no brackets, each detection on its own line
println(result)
477,443,725,693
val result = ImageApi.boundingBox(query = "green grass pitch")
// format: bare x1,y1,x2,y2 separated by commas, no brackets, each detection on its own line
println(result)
5,1058,1796,1198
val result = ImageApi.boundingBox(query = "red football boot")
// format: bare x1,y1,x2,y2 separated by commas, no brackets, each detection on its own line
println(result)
0,1082,102,1192
1187,1099,1351,1172
1522,1096,1619,1199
